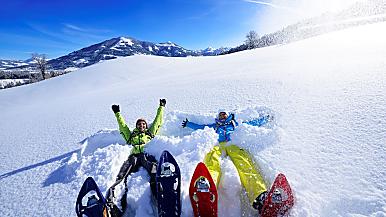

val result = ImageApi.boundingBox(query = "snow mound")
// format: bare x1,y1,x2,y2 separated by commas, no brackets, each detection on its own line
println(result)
64,106,280,216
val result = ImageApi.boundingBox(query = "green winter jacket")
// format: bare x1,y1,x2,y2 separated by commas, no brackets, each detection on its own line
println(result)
115,106,164,154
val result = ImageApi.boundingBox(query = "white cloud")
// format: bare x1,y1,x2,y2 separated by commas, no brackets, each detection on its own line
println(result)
64,24,85,32
243,0,293,11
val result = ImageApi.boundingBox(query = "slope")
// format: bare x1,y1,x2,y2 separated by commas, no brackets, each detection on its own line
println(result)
0,22,385,216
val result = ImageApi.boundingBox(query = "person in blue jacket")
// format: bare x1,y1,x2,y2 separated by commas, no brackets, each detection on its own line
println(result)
182,111,238,142
182,111,268,212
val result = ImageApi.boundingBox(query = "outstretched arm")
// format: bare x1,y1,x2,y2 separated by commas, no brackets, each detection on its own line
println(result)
112,105,132,143
182,119,216,130
148,99,165,135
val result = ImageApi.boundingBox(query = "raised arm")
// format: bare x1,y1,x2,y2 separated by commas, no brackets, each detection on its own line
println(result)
112,104,131,143
227,113,239,127
148,99,165,135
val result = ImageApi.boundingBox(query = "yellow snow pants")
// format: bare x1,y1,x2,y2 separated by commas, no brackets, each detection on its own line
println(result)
203,142,267,204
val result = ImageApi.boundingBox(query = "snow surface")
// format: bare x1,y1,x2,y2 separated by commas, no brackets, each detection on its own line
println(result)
0,79,30,88
1,22,386,217
299,13,386,30
120,37,134,46
64,67,80,73
74,59,88,64
111,37,135,51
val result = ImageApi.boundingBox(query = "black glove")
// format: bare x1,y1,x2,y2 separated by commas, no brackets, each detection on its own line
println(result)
182,118,188,128
160,99,166,107
112,104,120,113
229,113,235,120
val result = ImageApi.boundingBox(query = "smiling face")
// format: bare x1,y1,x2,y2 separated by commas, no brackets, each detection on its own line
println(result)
218,112,228,120
136,120,147,132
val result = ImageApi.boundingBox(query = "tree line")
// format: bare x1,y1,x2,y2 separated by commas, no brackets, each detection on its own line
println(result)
0,53,67,89
221,30,289,55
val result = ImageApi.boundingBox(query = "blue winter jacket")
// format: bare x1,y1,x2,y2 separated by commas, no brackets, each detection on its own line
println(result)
185,114,239,142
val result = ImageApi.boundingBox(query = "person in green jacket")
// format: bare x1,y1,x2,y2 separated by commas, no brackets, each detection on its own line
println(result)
106,99,166,210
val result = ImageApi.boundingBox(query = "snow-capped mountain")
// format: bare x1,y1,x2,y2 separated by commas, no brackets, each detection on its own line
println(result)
1,37,229,72
1,21,385,216
0,37,229,89
47,37,229,70
199,47,230,56
0,59,29,70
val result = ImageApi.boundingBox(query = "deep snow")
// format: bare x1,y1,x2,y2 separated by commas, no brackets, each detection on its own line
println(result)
1,22,386,217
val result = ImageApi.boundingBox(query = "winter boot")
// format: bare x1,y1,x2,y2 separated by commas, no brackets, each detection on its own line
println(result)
253,191,268,213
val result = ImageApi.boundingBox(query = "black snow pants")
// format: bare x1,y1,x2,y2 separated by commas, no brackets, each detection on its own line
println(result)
107,152,158,211
116,152,158,195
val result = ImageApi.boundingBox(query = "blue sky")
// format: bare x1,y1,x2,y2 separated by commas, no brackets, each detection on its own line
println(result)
0,0,270,60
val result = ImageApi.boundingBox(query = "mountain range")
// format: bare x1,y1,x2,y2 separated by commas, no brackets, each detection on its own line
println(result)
0,59,31,70
0,37,229,71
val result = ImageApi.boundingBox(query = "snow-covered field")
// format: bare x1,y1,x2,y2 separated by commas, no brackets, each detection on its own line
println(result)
0,22,385,217
0,79,30,89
